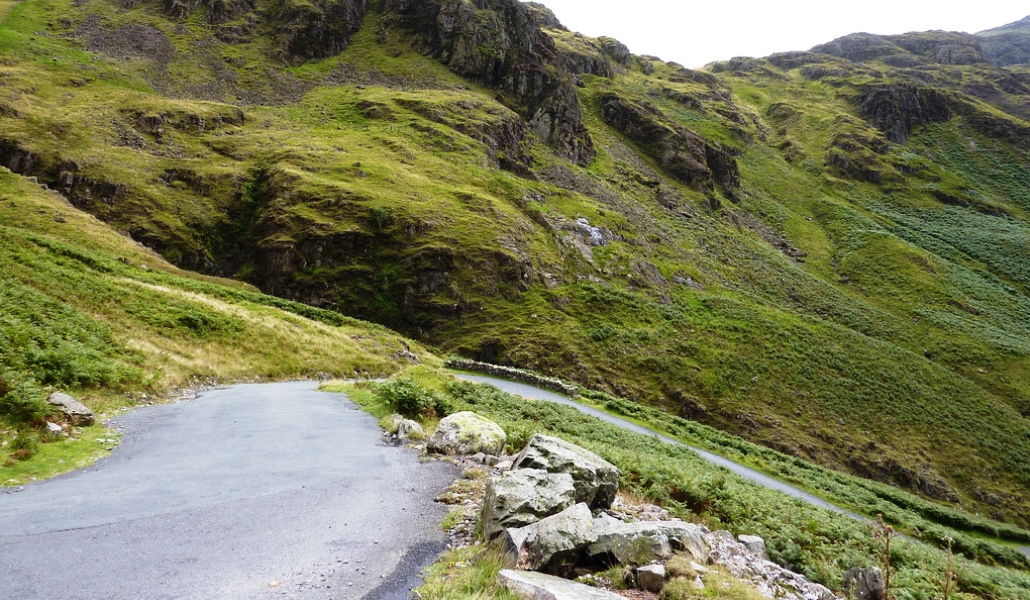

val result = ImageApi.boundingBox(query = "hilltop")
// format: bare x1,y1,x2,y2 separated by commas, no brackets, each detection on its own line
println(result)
0,0,1028,533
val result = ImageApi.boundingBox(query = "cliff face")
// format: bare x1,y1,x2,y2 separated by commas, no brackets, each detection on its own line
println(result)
2,0,1030,526
382,0,595,165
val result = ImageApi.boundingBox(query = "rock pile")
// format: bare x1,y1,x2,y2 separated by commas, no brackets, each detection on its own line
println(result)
387,409,851,600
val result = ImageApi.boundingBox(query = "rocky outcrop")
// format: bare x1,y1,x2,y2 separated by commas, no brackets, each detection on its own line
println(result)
382,0,595,165
499,569,625,600
270,0,367,62
428,411,507,455
514,434,619,509
812,32,986,66
482,469,577,539
844,567,886,600
395,97,533,174
598,92,739,195
46,392,95,426
855,84,952,144
979,17,1030,67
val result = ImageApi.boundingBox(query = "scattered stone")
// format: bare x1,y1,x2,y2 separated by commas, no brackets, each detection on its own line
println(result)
473,452,501,467
515,434,619,509
636,564,666,593
46,422,63,435
428,412,507,456
499,569,625,600
382,414,405,433
482,469,576,539
45,392,95,426
844,567,885,600
396,419,424,440
737,534,769,560
706,531,838,600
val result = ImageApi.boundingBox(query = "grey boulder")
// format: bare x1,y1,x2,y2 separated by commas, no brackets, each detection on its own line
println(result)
502,503,597,572
482,469,576,539
844,567,886,600
514,434,619,509
46,392,94,426
499,569,625,600
428,411,506,456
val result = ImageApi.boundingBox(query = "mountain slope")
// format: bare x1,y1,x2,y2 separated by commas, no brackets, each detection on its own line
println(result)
0,0,1028,526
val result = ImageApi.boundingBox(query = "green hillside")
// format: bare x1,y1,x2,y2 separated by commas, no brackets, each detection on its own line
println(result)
0,167,427,482
0,0,1028,532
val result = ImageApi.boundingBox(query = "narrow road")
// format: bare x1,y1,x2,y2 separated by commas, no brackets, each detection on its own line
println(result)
0,381,459,600
454,374,1030,560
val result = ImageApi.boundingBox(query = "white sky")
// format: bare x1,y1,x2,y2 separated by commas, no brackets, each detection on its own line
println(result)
531,1,1030,68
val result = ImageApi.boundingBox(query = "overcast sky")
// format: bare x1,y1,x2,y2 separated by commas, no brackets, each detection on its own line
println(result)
532,1,1029,68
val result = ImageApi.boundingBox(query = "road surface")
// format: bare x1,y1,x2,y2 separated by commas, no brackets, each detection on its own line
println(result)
0,381,458,599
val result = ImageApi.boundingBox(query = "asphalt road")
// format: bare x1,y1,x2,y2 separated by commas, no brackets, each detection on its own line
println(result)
0,381,459,600
454,374,1030,560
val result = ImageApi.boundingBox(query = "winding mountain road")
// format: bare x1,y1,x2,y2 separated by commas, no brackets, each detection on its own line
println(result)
0,381,458,600
454,374,1030,560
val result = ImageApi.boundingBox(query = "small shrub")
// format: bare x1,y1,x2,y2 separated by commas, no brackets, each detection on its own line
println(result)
0,379,52,426
503,422,537,454
376,376,450,420
10,431,40,459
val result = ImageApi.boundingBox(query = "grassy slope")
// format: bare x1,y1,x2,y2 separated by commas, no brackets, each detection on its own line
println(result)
0,0,1027,528
0,168,429,483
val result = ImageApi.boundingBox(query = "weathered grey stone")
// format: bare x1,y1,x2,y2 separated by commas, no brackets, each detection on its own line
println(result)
636,564,666,593
482,469,576,539
844,567,885,600
46,392,94,426
503,503,597,572
499,569,625,600
428,411,506,456
45,422,63,435
514,434,619,508
382,414,405,433
738,534,769,560
586,514,707,566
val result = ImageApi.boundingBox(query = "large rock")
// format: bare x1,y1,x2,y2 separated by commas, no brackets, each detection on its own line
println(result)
482,469,577,539
514,434,619,509
499,569,625,600
502,503,598,572
428,411,506,456
46,392,94,426
844,567,885,600
586,514,709,566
